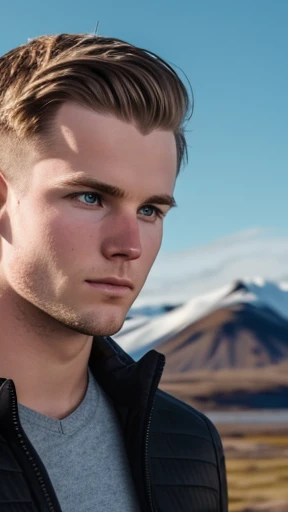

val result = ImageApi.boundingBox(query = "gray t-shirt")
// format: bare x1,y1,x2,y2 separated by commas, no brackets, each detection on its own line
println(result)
18,370,140,512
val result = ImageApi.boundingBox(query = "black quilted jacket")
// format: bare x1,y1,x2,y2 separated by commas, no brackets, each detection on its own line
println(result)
0,336,228,512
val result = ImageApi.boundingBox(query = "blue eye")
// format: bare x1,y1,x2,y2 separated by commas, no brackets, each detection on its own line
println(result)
82,193,98,204
139,205,164,219
140,205,155,216
70,192,102,206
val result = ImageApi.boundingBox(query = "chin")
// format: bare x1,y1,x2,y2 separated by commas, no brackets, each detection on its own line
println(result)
67,310,127,337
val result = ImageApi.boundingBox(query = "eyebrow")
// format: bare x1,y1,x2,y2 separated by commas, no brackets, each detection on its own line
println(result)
56,175,177,208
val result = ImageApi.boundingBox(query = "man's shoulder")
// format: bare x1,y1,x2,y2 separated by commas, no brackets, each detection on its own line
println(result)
149,389,228,511
153,388,223,452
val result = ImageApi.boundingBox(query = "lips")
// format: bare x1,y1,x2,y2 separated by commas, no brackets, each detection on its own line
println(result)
86,277,133,289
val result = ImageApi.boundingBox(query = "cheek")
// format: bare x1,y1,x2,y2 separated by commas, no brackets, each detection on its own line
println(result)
9,207,84,275
43,216,92,263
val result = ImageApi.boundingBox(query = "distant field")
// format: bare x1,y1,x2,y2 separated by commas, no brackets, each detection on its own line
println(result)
160,365,288,410
220,432,288,512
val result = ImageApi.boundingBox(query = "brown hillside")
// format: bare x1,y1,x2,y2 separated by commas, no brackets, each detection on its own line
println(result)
158,303,288,372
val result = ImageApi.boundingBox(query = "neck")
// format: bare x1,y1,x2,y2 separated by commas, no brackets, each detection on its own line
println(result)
0,288,93,419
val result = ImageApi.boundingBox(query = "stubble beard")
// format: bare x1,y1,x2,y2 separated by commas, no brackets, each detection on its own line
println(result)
14,289,127,338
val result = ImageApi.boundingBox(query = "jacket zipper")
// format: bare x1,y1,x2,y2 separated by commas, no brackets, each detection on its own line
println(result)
144,355,165,512
9,382,57,512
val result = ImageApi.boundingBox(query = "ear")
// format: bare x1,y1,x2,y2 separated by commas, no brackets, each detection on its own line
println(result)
0,172,9,242
0,171,8,211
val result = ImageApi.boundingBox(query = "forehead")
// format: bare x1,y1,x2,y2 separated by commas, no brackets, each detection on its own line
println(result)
35,103,177,195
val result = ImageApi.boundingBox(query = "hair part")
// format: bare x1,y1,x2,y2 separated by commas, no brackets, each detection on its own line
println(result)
0,33,192,181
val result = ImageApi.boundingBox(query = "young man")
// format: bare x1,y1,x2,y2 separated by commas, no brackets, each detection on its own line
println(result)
0,34,228,511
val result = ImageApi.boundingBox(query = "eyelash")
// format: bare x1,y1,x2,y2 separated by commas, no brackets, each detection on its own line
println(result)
68,192,166,220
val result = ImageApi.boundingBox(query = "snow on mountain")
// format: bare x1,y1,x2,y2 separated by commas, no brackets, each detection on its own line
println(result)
221,278,288,322
114,278,288,360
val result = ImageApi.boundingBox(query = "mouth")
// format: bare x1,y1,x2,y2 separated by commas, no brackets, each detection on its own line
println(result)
85,277,133,295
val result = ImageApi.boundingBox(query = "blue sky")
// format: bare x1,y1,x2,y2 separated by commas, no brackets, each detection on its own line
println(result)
1,0,287,253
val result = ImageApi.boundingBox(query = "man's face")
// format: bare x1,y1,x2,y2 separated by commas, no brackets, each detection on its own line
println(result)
0,104,177,336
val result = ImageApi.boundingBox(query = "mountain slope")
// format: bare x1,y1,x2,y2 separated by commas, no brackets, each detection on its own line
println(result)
157,303,288,372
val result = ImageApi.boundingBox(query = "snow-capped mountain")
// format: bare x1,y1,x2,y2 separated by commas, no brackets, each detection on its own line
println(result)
112,229,288,408
115,278,288,361
113,229,288,408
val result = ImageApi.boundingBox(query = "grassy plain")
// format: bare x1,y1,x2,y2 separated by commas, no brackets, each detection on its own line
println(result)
220,431,288,512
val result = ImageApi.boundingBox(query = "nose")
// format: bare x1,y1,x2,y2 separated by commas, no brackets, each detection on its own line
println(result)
100,213,142,261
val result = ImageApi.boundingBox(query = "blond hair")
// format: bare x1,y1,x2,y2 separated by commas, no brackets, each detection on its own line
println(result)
0,33,191,178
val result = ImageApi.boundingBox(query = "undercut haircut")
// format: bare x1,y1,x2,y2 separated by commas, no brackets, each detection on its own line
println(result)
0,33,192,182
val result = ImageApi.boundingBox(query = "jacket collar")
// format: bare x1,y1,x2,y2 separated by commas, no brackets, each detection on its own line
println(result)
88,335,165,407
